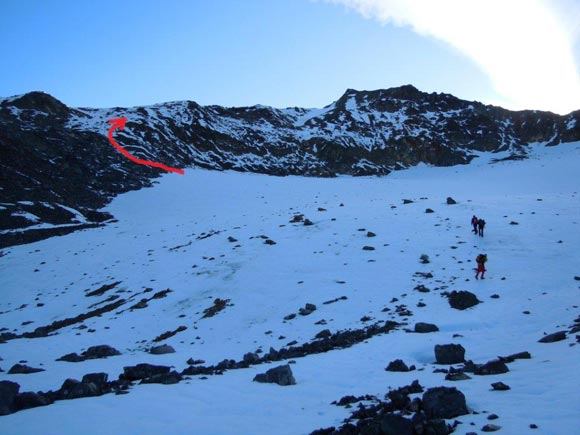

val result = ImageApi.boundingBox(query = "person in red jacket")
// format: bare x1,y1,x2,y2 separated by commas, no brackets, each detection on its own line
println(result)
475,253,487,280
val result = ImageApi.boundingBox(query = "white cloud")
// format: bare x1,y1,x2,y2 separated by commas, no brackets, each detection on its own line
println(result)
327,0,580,114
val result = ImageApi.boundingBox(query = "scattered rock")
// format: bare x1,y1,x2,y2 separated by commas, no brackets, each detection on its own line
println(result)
82,373,109,387
122,364,171,381
447,290,480,310
482,423,501,432
491,382,510,391
446,197,457,205
414,322,439,333
253,364,296,386
264,239,276,245
434,344,466,364
284,313,297,321
202,298,230,319
422,386,468,419
378,413,414,434
425,208,435,213
59,379,100,400
403,199,413,204
83,345,121,359
243,352,260,364
385,359,411,372
538,331,566,343
315,329,332,340
140,372,182,385
414,284,430,293
419,254,430,264
7,364,45,375
0,380,20,415
366,231,376,237
445,372,471,381
299,303,317,316
474,360,509,375
303,219,313,226
362,245,375,251
150,344,176,355
14,392,51,410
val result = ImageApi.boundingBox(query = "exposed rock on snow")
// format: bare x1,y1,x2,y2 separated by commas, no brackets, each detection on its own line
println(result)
253,364,296,386
150,344,176,355
434,344,466,364
414,322,439,333
422,386,469,419
538,331,567,343
446,290,480,310
7,364,45,375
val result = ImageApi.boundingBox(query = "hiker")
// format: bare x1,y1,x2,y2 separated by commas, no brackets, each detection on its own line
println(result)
478,218,486,237
471,215,479,234
475,253,487,280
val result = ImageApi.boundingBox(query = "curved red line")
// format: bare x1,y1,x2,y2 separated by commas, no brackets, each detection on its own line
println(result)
107,122,184,175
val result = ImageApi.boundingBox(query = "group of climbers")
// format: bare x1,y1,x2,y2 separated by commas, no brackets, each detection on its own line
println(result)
471,215,486,237
471,215,488,280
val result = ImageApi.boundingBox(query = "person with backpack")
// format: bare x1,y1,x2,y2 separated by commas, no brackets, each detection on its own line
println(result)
477,218,486,237
475,253,487,279
471,215,479,234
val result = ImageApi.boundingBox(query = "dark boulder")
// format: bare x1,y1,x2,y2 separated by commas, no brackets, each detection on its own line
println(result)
538,331,566,343
379,413,414,435
14,392,51,410
141,371,182,385
0,380,20,415
385,359,410,372
243,352,260,364
299,303,317,316
447,291,480,310
56,352,84,362
82,372,109,387
59,379,100,400
422,386,468,419
415,322,439,333
491,382,511,391
315,329,332,340
83,345,121,359
122,364,171,381
434,344,466,364
7,364,45,374
446,197,457,205
474,359,509,375
150,344,176,355
253,364,296,386
482,423,501,432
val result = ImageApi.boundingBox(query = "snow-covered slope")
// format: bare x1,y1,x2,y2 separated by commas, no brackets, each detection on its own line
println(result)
0,142,579,434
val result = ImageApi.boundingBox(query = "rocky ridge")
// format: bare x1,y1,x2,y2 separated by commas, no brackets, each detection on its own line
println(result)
1,85,579,247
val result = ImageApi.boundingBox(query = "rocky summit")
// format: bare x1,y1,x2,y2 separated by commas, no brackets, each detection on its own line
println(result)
1,85,579,247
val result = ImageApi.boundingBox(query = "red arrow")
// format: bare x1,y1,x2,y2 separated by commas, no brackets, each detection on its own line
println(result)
107,117,184,175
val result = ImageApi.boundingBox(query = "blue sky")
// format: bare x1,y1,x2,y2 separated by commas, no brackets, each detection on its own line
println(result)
1,0,578,113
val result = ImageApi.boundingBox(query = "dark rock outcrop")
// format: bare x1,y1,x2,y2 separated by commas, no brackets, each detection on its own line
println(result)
538,331,567,343
422,386,469,419
253,364,296,386
434,344,466,364
7,364,45,374
415,322,439,333
0,381,20,415
447,290,480,310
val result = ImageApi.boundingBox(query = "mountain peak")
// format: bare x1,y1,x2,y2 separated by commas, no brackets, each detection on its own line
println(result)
10,91,69,117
